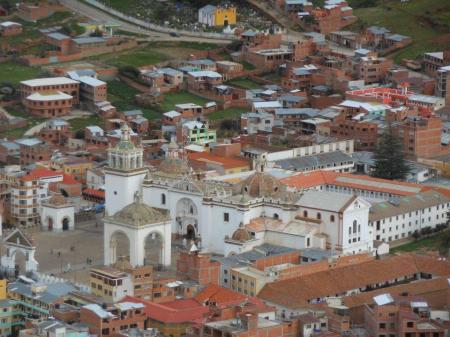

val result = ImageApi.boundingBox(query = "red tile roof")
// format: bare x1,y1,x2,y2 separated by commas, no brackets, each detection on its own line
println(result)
82,188,105,198
258,253,450,310
281,170,430,196
121,296,208,324
188,152,250,170
194,284,248,307
29,168,63,179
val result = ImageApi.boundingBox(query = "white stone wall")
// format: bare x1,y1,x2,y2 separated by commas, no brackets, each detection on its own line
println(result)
105,169,147,216
40,205,75,232
371,202,449,243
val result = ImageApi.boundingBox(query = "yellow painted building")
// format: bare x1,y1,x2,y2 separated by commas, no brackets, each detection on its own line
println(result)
198,5,236,27
0,280,7,300
215,6,236,26
230,266,267,297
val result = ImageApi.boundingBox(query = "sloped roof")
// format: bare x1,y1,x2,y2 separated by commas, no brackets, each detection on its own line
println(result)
121,296,208,324
342,277,449,308
3,229,34,248
258,254,450,310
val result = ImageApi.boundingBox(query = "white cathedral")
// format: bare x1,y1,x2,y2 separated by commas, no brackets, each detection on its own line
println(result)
103,125,374,268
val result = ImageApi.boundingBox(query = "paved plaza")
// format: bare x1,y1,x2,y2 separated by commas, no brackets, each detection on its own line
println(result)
26,219,181,284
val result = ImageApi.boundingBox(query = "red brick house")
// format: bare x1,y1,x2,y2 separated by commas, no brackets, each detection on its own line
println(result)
0,21,22,36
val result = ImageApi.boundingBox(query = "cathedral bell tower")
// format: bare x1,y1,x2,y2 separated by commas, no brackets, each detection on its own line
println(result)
104,124,148,216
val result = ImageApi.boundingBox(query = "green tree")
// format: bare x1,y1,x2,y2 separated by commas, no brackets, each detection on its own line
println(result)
372,127,410,180
438,230,450,255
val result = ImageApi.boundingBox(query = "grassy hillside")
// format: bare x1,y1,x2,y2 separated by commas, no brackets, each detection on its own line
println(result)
350,0,450,62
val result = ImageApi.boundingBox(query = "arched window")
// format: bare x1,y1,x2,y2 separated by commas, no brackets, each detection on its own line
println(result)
349,227,351,235
353,220,357,233
273,213,279,220
190,206,194,214
330,215,335,222
303,210,308,218
317,212,321,220
161,194,166,205
358,224,361,232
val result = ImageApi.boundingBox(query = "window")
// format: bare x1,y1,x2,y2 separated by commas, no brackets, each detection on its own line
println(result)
306,237,310,247
407,322,414,328
330,215,335,222
317,212,321,220
303,210,308,217
273,213,279,220
224,212,229,222
161,194,166,205
353,220,357,233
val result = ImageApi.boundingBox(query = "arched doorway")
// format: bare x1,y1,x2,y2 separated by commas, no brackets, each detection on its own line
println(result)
13,250,27,277
47,216,54,231
62,217,70,231
186,225,195,240
143,232,164,270
176,198,198,236
109,231,130,265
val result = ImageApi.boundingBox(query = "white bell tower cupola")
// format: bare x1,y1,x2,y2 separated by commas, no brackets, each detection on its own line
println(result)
105,124,148,216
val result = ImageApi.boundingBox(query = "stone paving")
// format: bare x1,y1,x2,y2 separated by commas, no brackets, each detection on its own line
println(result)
27,220,183,284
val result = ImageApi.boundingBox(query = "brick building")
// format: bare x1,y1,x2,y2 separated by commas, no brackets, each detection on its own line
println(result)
393,115,445,159
245,48,293,71
20,77,80,105
80,302,146,337
423,51,450,77
330,112,378,151
0,21,22,36
38,119,72,146
45,32,72,55
298,2,357,35
24,91,73,118
176,250,220,286
16,138,52,166
187,71,223,92
364,293,446,337
346,56,393,85
18,2,60,22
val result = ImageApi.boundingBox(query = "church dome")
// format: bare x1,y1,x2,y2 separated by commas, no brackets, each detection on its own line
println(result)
158,158,191,176
47,194,68,206
235,172,284,198
111,200,170,227
231,227,252,242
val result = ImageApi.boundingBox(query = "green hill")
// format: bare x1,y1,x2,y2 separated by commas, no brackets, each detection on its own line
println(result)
349,0,450,62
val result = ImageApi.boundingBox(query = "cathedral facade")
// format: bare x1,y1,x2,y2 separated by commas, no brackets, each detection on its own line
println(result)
104,126,374,266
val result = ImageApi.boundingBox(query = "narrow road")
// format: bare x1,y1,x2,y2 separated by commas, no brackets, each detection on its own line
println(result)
24,110,93,136
60,0,232,44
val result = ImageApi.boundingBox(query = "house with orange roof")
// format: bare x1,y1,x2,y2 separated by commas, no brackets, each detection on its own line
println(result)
258,253,450,316
122,296,209,337
188,152,251,175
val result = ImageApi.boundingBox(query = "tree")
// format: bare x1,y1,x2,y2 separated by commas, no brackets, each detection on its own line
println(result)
438,230,450,255
412,230,421,240
372,127,410,180
75,129,85,139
